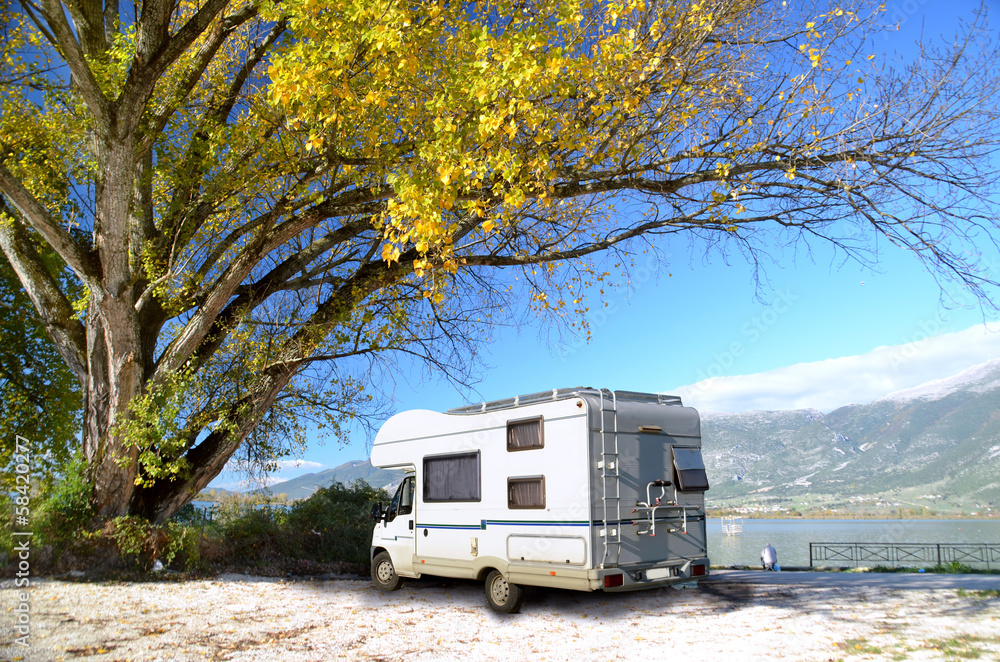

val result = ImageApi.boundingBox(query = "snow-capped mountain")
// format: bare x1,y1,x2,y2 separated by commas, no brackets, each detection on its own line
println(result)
876,357,1000,404
701,359,1000,507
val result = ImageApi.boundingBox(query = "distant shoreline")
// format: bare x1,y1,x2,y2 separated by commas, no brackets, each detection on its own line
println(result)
707,513,999,521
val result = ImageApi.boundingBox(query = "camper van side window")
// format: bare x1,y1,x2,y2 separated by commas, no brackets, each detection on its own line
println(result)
508,476,546,509
423,452,481,502
388,476,414,521
507,417,544,451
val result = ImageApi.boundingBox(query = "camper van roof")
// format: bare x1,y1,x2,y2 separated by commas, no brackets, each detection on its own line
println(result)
446,388,683,414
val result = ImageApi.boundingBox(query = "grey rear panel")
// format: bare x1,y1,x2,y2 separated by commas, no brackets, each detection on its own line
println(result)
580,390,708,569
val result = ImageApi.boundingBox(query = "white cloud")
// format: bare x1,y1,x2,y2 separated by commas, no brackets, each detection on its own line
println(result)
669,323,1000,413
273,460,325,471
220,459,324,474
205,476,285,492
245,476,286,489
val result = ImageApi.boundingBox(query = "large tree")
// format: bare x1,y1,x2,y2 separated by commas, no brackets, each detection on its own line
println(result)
1,0,998,523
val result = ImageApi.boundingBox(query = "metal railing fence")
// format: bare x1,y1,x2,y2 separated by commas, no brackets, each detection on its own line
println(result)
809,542,1000,569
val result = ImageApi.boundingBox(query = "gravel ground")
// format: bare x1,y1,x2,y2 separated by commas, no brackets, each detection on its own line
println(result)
2,573,999,661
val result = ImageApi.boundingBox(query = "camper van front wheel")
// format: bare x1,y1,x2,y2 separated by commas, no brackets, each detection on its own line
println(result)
371,552,403,591
485,570,525,614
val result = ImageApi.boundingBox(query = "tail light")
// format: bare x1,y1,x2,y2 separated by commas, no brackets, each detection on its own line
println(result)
692,564,707,577
604,573,624,588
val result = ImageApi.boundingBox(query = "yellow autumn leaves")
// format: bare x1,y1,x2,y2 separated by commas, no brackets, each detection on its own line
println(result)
262,0,866,288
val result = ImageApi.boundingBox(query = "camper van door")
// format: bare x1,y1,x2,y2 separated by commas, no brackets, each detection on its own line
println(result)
379,475,416,576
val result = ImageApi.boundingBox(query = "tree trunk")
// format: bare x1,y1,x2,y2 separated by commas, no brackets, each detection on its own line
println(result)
86,135,146,519
131,369,299,524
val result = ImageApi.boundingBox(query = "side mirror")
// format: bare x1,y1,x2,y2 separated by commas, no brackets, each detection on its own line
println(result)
369,502,384,522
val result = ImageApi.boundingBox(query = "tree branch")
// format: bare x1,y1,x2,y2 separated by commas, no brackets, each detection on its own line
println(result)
0,163,97,280
0,202,87,385
36,0,111,129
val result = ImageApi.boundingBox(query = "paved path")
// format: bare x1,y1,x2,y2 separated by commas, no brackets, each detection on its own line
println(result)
704,568,1000,590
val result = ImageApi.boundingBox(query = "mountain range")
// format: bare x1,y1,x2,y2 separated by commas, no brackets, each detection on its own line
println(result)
255,460,404,501
701,358,1000,511
262,359,1000,512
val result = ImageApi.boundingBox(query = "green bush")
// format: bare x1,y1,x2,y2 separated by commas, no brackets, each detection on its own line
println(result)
2,476,388,576
202,494,289,567
0,452,95,570
196,481,388,572
285,481,387,565
32,453,94,547
931,561,977,574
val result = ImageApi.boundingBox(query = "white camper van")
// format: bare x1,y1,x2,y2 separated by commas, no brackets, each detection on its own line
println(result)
368,388,710,613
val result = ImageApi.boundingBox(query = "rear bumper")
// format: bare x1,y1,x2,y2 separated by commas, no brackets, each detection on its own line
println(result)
595,558,711,592
505,557,710,592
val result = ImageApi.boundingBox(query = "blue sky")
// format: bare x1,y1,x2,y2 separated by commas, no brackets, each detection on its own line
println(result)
213,0,1000,490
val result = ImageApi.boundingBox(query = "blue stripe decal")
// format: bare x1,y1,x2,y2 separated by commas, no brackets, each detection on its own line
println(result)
417,520,590,530
415,518,703,530
486,520,589,527
591,516,706,526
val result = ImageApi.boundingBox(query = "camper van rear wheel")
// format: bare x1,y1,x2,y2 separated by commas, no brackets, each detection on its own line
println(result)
371,552,403,591
485,570,525,613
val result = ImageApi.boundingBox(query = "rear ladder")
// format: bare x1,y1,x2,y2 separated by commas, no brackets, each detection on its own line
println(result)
598,390,622,569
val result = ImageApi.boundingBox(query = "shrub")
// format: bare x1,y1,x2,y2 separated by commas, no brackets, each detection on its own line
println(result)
74,516,201,572
285,481,387,565
196,480,388,573
931,561,976,574
0,453,95,571
32,453,95,547
200,494,289,568
2,476,387,576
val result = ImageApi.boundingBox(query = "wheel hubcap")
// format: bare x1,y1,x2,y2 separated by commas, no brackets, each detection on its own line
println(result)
377,561,394,583
491,576,509,603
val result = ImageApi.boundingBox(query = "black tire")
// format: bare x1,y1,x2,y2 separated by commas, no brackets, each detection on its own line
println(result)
484,569,525,613
371,551,403,591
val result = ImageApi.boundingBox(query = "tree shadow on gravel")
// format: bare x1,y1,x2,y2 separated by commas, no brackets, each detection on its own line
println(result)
359,574,999,623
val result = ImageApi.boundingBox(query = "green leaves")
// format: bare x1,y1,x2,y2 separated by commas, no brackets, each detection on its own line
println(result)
0,244,81,492
113,368,196,488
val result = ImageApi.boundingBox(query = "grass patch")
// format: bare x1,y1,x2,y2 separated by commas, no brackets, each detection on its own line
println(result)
867,562,1000,575
923,635,996,659
956,588,1000,599
838,637,884,655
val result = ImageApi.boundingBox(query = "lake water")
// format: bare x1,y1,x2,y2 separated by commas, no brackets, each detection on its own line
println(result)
188,500,289,517
707,518,1000,568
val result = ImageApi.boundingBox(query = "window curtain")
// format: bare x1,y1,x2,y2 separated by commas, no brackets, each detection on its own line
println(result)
509,478,545,508
424,453,481,501
508,419,542,450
